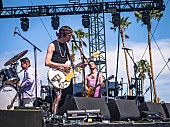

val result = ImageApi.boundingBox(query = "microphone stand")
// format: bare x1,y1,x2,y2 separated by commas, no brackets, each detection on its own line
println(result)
125,49,139,105
15,31,42,107
73,41,88,97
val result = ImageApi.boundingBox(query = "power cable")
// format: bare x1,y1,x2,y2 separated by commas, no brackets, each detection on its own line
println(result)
29,0,53,41
141,0,169,61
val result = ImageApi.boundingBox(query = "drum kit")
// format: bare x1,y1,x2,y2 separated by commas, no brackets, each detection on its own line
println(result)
0,50,28,110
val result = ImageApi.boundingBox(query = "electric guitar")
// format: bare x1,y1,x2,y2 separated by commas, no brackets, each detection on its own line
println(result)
48,51,101,89
86,75,114,97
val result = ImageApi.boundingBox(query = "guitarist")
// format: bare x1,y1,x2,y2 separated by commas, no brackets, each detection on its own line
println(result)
45,26,74,114
84,60,104,98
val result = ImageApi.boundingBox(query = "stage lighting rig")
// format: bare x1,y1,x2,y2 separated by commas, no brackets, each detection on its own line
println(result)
142,12,150,25
20,17,29,31
82,15,90,28
51,15,60,30
112,13,120,27
154,0,164,9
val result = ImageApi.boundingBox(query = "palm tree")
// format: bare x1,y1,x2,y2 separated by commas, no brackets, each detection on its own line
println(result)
134,9,163,103
109,17,132,96
136,59,151,96
74,29,88,84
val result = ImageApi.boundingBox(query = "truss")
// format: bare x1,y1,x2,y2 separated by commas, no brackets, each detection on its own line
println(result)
0,1,165,18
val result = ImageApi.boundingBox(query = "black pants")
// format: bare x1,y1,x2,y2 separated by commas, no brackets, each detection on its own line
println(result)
52,80,73,110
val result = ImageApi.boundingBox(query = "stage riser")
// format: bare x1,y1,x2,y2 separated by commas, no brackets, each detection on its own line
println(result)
0,110,42,127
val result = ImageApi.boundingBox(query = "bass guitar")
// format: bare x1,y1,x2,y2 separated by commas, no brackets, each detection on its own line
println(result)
48,51,101,89
86,75,114,97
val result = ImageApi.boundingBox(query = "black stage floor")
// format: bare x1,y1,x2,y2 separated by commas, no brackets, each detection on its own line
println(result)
46,122,170,127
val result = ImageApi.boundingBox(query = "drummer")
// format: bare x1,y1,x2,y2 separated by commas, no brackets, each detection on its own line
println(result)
18,57,41,107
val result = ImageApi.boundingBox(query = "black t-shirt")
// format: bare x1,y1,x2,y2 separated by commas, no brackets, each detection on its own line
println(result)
51,40,69,64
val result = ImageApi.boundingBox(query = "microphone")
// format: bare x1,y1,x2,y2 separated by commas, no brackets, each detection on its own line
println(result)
14,27,17,36
71,39,80,42
122,47,132,51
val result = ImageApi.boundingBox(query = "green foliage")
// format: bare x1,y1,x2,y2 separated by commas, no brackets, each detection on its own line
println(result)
136,59,151,80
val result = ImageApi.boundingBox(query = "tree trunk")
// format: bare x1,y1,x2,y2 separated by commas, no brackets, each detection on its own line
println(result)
120,30,132,96
147,23,158,103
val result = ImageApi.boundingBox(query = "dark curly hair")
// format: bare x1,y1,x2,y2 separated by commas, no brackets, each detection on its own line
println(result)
56,26,73,38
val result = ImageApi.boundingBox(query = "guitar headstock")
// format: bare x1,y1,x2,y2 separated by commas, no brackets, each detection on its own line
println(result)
103,75,114,83
92,51,101,58
108,75,114,80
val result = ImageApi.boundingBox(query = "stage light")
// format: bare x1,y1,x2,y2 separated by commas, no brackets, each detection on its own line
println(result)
142,12,150,25
51,15,60,30
154,0,164,8
0,0,3,14
82,15,90,28
112,13,120,27
20,17,29,31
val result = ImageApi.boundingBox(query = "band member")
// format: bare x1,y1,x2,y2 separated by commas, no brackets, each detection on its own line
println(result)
84,60,104,98
45,26,74,114
19,57,41,107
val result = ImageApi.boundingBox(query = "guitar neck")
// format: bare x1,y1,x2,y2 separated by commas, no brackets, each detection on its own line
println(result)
94,75,114,89
74,56,95,69
94,78,107,89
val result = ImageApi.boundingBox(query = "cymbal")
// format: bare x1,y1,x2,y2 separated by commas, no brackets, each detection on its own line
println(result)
4,50,28,66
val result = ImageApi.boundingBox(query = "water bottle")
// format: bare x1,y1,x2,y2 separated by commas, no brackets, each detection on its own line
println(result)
63,113,67,124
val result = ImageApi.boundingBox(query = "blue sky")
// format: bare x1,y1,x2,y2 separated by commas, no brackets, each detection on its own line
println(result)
0,0,170,102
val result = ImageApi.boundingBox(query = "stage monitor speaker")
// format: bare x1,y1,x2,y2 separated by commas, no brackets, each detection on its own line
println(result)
58,97,110,120
138,102,166,119
108,99,140,121
162,103,170,118
0,109,42,127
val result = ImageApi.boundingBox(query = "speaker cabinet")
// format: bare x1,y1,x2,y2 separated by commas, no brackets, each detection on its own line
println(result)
108,99,140,121
138,102,166,119
0,109,42,127
58,97,110,120
162,103,170,118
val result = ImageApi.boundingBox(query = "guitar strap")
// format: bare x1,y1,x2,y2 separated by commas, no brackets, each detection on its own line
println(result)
66,43,74,70
95,72,100,87
95,72,100,97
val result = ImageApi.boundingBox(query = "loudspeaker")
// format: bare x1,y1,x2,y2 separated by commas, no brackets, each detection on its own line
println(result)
0,109,42,127
58,97,110,120
116,96,145,104
108,99,140,121
138,102,166,119
162,103,170,118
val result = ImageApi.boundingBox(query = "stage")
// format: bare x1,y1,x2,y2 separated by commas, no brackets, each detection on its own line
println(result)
46,121,170,127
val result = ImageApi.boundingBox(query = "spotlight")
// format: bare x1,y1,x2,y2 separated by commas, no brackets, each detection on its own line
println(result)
142,12,150,25
20,17,29,31
82,15,90,28
112,13,120,27
154,0,164,8
0,0,3,13
51,15,60,30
